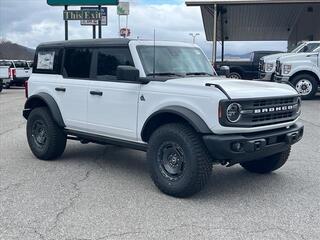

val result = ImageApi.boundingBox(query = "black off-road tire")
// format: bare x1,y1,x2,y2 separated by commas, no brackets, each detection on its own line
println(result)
5,83,10,89
27,107,67,160
147,123,212,198
0,83,3,92
291,74,318,100
240,148,291,174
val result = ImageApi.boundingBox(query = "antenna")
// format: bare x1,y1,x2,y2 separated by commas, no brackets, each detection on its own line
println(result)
153,29,156,78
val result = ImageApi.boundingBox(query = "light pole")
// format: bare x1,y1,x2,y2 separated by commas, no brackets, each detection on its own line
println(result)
189,33,200,44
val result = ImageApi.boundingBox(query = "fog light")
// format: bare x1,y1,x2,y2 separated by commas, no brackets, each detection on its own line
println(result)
232,142,243,152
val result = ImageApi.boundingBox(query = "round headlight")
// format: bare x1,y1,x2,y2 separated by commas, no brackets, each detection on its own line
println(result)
227,103,242,123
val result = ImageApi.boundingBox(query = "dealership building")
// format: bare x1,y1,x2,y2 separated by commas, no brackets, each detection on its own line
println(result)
185,0,320,62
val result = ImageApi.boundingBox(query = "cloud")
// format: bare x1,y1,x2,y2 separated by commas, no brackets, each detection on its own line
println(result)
0,0,287,57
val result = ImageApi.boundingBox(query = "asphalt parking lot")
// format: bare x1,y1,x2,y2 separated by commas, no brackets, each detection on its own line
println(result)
0,88,319,240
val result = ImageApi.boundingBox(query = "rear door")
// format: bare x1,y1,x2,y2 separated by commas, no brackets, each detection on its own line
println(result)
56,47,93,131
87,47,141,141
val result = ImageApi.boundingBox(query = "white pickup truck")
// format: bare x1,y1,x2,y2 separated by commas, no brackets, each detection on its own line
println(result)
259,41,320,81
274,48,320,99
0,60,13,90
0,60,31,88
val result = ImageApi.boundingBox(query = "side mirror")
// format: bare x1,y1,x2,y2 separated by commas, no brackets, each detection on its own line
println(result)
117,65,140,82
220,65,230,77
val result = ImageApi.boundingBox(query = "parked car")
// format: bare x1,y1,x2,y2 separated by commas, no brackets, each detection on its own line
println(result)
274,47,320,99
0,60,14,88
0,60,31,88
11,60,31,86
23,39,303,197
215,51,282,80
260,41,320,81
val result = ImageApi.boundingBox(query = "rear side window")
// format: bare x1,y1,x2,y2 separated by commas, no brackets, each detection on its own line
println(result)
96,47,133,80
0,60,13,67
64,48,92,79
34,48,63,74
14,60,29,68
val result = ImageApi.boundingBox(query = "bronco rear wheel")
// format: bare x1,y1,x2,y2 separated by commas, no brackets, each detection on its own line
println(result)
147,123,212,198
240,148,291,174
27,107,67,160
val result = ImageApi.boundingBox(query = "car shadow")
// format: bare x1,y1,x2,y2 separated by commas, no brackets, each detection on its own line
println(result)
60,142,292,199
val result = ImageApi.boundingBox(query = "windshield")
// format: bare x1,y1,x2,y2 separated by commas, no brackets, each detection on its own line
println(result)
137,46,215,77
291,43,320,53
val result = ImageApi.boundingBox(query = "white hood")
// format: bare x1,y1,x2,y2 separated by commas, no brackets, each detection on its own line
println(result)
168,77,298,99
262,53,292,62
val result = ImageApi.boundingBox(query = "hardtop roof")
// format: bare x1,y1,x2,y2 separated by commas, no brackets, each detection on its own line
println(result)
37,38,132,48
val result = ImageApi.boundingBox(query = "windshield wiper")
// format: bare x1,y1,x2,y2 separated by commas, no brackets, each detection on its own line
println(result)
186,72,213,76
146,72,184,77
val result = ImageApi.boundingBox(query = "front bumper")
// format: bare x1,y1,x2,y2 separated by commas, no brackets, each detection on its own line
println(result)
259,71,274,81
274,75,290,82
203,123,304,165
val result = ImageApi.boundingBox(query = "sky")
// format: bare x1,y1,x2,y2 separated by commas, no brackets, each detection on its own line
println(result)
0,0,288,57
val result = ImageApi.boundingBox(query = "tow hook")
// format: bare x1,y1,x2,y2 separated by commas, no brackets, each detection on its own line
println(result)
245,139,267,152
286,131,300,144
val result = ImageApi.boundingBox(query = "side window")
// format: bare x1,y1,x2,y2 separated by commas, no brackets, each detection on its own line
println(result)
64,48,92,79
33,48,62,74
96,47,134,81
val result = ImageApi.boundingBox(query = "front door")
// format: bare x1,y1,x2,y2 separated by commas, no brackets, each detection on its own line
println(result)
87,47,141,141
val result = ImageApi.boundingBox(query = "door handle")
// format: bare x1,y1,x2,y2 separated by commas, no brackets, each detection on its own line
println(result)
90,90,103,96
55,87,66,92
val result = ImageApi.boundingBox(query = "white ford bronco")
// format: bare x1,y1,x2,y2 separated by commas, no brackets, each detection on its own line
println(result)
23,39,304,197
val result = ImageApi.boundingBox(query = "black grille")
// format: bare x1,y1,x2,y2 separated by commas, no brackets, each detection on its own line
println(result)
259,59,265,72
275,60,281,74
253,97,295,107
219,96,300,127
252,112,294,123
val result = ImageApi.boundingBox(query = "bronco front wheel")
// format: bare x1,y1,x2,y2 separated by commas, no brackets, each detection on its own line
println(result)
147,123,212,198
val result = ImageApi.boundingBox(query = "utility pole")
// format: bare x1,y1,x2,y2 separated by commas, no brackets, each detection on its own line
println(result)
189,33,200,44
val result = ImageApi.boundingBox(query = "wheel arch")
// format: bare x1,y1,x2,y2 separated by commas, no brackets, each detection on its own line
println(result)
229,67,244,78
289,70,320,83
23,93,65,127
141,106,211,142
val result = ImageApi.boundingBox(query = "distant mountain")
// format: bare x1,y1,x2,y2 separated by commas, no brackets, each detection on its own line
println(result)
0,40,35,60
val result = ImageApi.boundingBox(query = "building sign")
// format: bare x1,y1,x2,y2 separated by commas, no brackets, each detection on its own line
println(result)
117,2,129,15
48,0,118,6
63,10,101,21
81,7,108,25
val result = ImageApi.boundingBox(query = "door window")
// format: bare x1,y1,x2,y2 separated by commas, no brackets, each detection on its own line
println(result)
96,47,134,81
64,48,92,78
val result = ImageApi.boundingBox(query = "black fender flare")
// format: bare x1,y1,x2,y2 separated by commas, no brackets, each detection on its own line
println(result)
141,106,211,141
23,92,65,127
